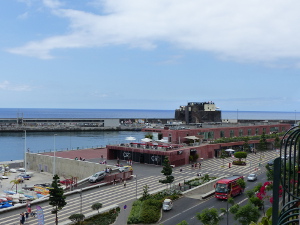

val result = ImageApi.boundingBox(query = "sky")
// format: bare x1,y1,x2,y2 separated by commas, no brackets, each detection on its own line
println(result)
1,0,300,112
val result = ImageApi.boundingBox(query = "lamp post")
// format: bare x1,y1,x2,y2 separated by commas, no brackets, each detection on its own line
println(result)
131,175,138,199
24,130,27,175
227,190,229,225
53,134,57,177
79,188,83,214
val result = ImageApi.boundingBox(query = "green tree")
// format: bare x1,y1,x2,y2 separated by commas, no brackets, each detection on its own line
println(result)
140,185,150,201
10,178,21,193
232,203,261,225
68,214,85,224
237,178,246,190
159,157,174,187
196,208,223,225
220,150,227,167
91,202,103,213
258,132,267,156
49,174,67,225
243,136,251,152
234,152,247,162
274,134,280,150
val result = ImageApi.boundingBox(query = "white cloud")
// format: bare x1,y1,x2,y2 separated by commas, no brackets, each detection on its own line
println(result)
18,12,29,20
0,81,32,91
17,0,33,7
42,0,63,9
7,0,300,63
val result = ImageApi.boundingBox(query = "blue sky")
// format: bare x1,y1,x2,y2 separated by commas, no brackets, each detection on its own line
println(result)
1,0,299,111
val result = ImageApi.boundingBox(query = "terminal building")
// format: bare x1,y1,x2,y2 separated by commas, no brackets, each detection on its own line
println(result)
106,122,291,167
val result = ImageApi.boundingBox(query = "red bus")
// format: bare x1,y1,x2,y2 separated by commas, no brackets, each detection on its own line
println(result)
215,175,244,200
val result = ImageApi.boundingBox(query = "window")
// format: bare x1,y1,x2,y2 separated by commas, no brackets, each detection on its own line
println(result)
239,129,243,137
208,131,214,139
248,129,252,136
220,130,225,138
270,127,278,133
255,128,259,135
263,128,266,133
230,130,234,137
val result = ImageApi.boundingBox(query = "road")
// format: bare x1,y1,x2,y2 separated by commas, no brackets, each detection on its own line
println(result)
0,150,277,225
159,172,271,225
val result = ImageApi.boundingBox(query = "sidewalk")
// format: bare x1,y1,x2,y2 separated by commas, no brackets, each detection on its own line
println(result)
113,199,135,225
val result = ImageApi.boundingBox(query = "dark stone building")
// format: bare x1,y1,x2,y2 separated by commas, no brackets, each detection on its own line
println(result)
175,102,221,124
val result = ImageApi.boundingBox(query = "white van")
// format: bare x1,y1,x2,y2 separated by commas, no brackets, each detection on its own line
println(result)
89,171,106,183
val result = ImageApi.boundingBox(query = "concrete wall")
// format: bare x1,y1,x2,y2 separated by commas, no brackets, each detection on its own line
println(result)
183,176,226,199
26,153,114,180
104,118,120,127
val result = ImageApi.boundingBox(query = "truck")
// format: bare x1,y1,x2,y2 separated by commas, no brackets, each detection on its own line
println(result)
215,175,244,200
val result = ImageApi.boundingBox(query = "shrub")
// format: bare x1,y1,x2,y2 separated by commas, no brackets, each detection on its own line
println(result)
127,200,143,224
232,160,246,165
69,213,85,224
83,209,119,225
139,200,161,224
91,203,103,213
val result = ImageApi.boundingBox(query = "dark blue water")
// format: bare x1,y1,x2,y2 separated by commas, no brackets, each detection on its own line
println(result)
0,131,146,162
0,108,174,119
0,108,299,161
0,108,298,120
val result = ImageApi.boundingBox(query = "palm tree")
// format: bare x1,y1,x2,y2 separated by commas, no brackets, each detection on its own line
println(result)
10,178,21,193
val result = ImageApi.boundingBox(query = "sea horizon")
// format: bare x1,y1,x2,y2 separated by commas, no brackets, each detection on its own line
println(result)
0,108,299,120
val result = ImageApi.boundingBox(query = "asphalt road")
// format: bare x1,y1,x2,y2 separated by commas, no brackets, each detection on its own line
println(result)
159,172,271,225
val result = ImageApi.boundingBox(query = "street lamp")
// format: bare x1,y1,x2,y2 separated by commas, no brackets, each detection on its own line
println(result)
131,175,138,199
24,130,27,175
79,188,83,214
53,134,57,177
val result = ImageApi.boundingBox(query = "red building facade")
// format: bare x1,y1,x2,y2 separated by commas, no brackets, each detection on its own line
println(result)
106,123,290,167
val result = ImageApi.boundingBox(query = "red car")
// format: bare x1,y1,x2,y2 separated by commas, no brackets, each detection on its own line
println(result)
60,179,73,185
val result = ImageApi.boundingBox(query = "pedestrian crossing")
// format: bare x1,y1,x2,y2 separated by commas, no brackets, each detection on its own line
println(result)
172,150,278,179
0,150,278,225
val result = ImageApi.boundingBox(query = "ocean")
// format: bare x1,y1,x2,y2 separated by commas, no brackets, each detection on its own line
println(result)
0,108,298,120
0,108,299,162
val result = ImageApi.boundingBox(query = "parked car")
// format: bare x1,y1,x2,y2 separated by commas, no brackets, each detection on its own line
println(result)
0,175,8,179
60,179,74,185
9,169,17,173
247,173,258,181
89,171,106,183
163,199,173,211
17,168,26,172
19,174,31,180
118,166,133,172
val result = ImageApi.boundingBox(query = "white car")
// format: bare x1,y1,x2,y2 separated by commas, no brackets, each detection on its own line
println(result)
9,169,17,173
118,166,133,172
247,173,258,181
163,199,173,211
0,175,8,179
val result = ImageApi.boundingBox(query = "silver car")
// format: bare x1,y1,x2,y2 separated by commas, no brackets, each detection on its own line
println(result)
247,173,257,181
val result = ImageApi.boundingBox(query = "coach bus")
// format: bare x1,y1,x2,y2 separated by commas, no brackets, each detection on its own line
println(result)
215,175,244,200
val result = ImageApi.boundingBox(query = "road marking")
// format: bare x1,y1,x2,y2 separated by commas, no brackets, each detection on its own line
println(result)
161,199,209,223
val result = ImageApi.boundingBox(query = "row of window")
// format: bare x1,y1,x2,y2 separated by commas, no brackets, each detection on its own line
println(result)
197,127,284,139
